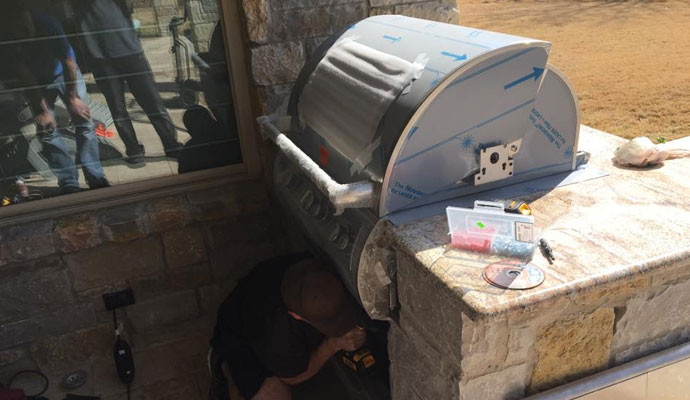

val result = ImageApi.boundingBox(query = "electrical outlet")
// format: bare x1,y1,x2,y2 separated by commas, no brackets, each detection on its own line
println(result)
102,288,135,311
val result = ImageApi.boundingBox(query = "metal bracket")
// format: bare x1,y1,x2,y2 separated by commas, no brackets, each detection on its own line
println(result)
474,139,522,185
386,249,400,320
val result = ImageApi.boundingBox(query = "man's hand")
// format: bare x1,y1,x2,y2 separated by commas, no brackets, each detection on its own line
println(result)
332,326,367,352
35,110,57,132
67,97,90,121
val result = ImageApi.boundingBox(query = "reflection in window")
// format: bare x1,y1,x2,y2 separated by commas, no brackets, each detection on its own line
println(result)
0,0,240,206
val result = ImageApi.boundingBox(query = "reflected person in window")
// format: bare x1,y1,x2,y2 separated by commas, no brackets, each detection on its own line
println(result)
178,105,242,174
0,5,109,194
72,0,183,165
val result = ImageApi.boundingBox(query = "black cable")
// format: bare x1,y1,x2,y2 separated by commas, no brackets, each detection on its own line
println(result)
113,309,119,333
7,369,49,398
115,309,132,400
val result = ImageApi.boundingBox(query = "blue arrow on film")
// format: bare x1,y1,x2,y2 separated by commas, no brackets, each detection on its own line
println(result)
504,67,545,90
383,35,402,43
441,51,467,61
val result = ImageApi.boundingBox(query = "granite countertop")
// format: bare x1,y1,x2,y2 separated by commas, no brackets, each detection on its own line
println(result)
388,126,690,319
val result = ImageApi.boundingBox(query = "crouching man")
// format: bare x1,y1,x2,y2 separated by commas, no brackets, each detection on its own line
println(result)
209,254,366,400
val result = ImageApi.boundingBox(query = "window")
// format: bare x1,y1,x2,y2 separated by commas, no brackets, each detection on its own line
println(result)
0,0,254,211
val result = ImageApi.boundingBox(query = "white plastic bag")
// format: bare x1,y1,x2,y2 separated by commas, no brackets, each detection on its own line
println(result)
614,137,690,167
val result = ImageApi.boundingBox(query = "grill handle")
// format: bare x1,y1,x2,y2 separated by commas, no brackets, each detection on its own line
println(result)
258,115,376,215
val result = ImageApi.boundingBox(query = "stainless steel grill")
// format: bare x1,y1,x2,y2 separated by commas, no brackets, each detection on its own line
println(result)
261,14,579,305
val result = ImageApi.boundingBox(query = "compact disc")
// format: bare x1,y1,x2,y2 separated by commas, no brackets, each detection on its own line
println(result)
483,260,545,290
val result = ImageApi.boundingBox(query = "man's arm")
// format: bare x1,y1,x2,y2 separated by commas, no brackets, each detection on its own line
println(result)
11,64,56,131
62,56,90,120
279,327,366,386
278,338,340,386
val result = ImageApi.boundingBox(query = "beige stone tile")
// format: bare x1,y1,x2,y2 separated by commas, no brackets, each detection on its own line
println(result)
529,308,615,392
647,357,690,400
576,374,646,400
612,279,690,356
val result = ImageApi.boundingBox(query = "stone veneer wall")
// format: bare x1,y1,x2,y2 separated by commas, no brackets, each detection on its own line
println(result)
390,251,690,399
135,0,218,50
189,0,221,52
133,0,185,37
0,180,289,386
239,0,459,116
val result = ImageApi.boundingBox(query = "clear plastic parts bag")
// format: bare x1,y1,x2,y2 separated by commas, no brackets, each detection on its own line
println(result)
447,201,537,261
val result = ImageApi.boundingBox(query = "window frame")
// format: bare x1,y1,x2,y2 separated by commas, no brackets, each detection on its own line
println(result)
0,0,262,227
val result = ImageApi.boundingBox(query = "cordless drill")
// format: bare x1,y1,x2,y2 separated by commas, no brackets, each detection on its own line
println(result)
342,347,376,374
341,325,376,375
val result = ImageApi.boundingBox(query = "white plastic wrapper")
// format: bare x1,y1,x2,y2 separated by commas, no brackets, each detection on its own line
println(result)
614,137,690,167
257,115,376,215
299,38,427,164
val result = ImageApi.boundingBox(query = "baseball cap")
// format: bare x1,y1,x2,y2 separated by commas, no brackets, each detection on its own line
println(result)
281,258,361,338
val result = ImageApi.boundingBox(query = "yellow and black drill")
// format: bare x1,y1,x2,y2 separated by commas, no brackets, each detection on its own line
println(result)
342,346,376,374
341,326,376,375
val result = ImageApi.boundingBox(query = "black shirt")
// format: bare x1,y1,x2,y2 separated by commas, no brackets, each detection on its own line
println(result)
73,0,142,60
211,254,324,397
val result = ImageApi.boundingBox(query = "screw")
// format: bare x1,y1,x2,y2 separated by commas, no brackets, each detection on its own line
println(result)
510,144,519,152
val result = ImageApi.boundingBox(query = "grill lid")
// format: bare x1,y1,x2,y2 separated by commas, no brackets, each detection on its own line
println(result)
284,15,579,217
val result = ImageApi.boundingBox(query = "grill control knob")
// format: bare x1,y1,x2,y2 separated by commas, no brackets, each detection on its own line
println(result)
300,190,314,211
335,234,349,251
329,224,349,251
285,173,300,191
316,205,331,222
307,200,321,217
329,224,342,242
